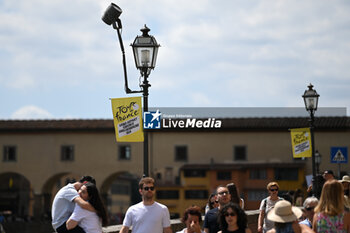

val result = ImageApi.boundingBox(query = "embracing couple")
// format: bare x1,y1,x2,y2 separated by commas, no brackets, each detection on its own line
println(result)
51,176,108,233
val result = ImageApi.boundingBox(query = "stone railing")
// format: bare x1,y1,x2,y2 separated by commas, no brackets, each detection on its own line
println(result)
103,210,260,233
1,210,259,233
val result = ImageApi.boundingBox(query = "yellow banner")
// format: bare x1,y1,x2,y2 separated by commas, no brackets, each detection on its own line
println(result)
290,128,312,158
111,97,144,142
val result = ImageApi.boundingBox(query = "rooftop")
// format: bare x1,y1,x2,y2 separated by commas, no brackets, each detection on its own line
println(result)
0,116,349,132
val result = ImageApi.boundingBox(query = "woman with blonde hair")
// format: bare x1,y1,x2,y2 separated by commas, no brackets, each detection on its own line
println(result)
312,179,350,232
258,182,283,233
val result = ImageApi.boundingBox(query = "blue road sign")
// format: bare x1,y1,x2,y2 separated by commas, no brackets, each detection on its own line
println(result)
330,147,348,164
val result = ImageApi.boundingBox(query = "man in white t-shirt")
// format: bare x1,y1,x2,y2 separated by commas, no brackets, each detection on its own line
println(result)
120,177,172,233
51,176,96,233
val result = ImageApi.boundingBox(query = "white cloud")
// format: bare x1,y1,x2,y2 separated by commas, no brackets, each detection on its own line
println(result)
190,92,216,106
11,106,54,119
6,74,36,90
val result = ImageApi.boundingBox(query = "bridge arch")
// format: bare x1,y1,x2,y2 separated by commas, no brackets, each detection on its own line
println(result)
100,171,141,225
0,172,31,220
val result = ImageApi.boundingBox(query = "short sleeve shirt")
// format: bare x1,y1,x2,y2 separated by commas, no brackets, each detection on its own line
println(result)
51,183,79,229
123,201,171,233
259,197,282,232
70,204,102,233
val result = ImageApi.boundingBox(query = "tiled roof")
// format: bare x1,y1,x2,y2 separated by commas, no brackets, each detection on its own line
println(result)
0,117,349,132
0,119,114,132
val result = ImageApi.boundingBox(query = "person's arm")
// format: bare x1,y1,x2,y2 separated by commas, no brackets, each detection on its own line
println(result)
307,185,313,197
257,210,265,233
74,196,94,212
299,224,315,233
163,226,172,233
66,218,78,230
312,213,317,231
66,204,84,230
120,226,129,233
291,221,302,233
240,198,245,209
344,212,350,233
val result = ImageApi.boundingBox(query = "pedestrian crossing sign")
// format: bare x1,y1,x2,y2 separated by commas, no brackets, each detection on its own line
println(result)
330,147,348,164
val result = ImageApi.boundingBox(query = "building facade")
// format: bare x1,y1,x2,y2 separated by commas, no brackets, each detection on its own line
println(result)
0,117,349,221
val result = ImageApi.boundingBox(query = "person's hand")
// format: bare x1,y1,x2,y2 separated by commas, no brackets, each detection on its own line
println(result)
257,225,263,233
189,220,201,233
307,184,312,193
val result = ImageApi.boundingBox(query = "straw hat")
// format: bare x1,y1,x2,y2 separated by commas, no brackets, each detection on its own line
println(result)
340,175,350,183
267,200,302,223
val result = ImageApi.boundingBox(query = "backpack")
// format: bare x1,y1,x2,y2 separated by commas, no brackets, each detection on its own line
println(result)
263,197,283,214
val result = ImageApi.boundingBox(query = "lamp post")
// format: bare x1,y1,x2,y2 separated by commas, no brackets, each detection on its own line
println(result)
302,83,320,197
131,26,160,177
102,3,160,177
315,150,321,175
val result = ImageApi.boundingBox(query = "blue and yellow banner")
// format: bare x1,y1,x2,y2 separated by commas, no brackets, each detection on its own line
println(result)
290,127,312,158
111,97,144,142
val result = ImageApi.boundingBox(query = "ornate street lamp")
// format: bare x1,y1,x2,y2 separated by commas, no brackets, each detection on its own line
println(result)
302,83,320,197
102,3,160,177
131,26,160,177
131,26,159,74
303,84,320,116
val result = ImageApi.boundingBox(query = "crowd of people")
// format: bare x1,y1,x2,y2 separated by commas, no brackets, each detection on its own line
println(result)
50,171,350,233
257,171,350,233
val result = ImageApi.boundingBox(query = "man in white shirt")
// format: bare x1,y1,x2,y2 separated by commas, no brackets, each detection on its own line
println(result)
51,176,96,233
120,177,172,233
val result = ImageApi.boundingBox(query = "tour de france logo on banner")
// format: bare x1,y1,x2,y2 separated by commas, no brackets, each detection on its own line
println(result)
290,127,312,158
111,97,144,142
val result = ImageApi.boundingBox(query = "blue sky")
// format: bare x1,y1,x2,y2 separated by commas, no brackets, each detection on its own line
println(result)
1,0,350,119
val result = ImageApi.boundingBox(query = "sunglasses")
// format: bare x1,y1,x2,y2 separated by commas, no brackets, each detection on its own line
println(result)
224,212,236,217
305,207,315,211
210,201,219,205
143,186,155,191
269,189,278,192
218,191,229,195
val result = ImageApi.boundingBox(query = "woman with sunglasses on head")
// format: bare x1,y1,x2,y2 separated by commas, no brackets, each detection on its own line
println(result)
258,182,283,233
205,193,219,214
227,183,244,209
218,203,252,233
66,182,108,233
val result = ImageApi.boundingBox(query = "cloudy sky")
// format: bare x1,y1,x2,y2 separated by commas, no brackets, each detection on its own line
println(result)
1,0,349,119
